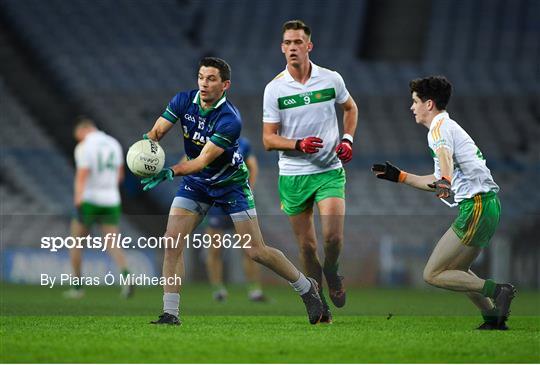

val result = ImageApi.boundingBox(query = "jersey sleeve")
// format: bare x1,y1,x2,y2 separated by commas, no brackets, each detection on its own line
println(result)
333,71,350,104
262,83,280,123
210,115,241,149
161,92,190,124
74,143,89,169
430,120,454,154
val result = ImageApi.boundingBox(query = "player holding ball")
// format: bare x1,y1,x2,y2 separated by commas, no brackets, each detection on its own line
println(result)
138,57,324,325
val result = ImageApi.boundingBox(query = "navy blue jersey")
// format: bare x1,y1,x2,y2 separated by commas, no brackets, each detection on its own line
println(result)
161,90,247,186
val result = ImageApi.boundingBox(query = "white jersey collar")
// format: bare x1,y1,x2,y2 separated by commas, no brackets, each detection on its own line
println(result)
429,111,449,130
284,61,320,83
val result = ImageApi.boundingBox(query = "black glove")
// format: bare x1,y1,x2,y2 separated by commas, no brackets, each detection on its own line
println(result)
428,177,453,198
371,161,405,183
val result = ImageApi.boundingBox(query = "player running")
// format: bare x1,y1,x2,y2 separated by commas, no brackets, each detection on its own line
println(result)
66,117,133,299
142,57,323,325
205,137,268,302
262,20,358,322
372,76,515,330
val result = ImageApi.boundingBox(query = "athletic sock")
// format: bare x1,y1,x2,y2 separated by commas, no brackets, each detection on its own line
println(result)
482,279,497,298
323,261,339,276
121,269,130,278
289,273,311,295
163,293,180,318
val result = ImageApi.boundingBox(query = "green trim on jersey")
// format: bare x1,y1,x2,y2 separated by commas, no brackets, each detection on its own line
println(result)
196,92,227,117
451,191,500,248
77,202,121,226
278,88,336,110
210,133,234,149
212,162,250,188
278,168,345,216
161,107,178,123
243,184,256,210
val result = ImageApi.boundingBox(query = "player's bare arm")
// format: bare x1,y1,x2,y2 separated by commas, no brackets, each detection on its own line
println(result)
435,147,454,181
262,122,297,151
245,156,258,188
340,96,358,136
428,147,454,198
371,161,435,191
145,117,175,141
263,123,323,154
403,173,437,191
73,167,90,207
171,141,224,176
117,165,125,184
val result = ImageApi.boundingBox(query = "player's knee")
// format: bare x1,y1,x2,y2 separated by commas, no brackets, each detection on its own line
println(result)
323,232,342,248
423,268,437,286
299,241,317,258
208,246,220,259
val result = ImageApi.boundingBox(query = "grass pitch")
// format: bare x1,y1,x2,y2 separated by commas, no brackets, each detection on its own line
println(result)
1,283,539,363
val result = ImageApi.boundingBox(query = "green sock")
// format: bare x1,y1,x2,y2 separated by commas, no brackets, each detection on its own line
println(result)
482,308,499,324
482,279,497,299
121,269,130,278
323,261,339,276
74,284,82,291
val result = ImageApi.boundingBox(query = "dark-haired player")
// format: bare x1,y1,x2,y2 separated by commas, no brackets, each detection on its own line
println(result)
142,57,323,325
372,75,515,330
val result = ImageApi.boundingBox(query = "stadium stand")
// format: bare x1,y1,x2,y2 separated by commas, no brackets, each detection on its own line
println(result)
0,0,538,285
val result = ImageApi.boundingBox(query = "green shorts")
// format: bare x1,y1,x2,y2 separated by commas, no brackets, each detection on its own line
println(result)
77,202,121,226
278,168,346,216
452,191,501,248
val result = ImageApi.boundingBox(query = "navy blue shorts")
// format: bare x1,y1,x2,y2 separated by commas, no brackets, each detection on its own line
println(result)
206,206,234,230
173,176,256,216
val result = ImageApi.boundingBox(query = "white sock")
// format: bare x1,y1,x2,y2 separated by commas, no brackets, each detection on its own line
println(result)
289,273,311,295
163,292,180,317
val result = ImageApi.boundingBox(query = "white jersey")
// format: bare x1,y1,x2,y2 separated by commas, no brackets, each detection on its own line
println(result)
428,112,499,202
263,62,350,175
74,130,123,206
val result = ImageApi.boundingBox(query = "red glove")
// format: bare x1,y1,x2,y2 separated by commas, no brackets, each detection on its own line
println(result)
295,137,323,154
335,139,353,163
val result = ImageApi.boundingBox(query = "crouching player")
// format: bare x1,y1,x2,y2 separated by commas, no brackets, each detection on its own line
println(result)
372,76,515,330
142,57,323,325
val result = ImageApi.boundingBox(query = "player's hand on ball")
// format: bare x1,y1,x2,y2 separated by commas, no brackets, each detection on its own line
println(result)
428,177,452,198
141,168,174,191
295,137,323,154
335,139,353,163
371,161,406,183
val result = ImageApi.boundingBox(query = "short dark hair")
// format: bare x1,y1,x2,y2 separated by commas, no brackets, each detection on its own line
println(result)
198,57,231,81
409,76,452,110
73,115,95,132
282,19,311,39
